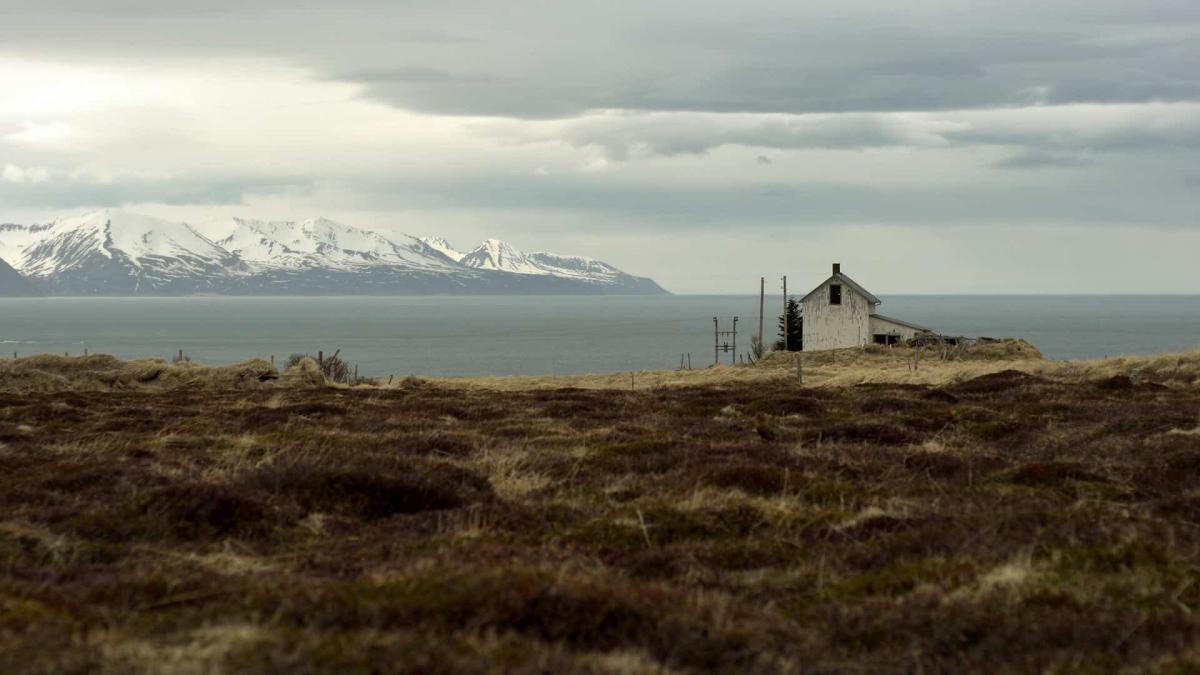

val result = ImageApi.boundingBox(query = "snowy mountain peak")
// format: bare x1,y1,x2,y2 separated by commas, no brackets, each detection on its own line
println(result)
419,236,464,263
460,238,546,274
17,209,233,277
297,217,359,242
527,252,621,277
0,210,666,295
213,217,452,272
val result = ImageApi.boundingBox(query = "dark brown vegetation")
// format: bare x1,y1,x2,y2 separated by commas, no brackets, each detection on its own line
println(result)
2,368,1200,673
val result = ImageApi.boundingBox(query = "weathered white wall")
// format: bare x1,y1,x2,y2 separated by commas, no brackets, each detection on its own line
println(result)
868,316,927,341
801,280,873,351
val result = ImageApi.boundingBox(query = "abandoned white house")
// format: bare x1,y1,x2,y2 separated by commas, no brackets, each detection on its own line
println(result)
799,263,934,351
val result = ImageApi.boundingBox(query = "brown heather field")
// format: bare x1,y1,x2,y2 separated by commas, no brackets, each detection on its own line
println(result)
3,344,1200,673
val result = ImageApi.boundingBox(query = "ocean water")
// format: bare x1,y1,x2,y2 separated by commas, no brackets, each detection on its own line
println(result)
1,295,1198,377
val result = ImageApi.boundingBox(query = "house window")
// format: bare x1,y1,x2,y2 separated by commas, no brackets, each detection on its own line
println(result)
829,284,842,305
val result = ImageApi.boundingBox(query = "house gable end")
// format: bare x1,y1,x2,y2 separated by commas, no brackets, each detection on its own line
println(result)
800,271,876,352
800,273,880,307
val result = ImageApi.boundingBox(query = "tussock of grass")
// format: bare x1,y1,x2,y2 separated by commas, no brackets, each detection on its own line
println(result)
280,356,325,388
0,354,279,393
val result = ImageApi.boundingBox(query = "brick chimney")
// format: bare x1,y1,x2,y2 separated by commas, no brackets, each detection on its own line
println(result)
832,262,841,275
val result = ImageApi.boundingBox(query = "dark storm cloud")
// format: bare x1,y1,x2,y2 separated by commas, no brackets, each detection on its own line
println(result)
5,1,1200,118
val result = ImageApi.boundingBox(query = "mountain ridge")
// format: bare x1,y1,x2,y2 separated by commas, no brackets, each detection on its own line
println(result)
0,256,38,297
0,210,666,296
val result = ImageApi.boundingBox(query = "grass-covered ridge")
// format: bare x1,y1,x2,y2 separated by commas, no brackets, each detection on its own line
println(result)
2,347,1200,672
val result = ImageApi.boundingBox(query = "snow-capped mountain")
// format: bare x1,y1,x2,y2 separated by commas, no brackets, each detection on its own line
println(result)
418,236,465,263
207,217,457,272
525,252,628,282
0,223,49,268
3,211,246,294
0,209,666,296
458,239,630,283
460,239,548,275
0,256,37,296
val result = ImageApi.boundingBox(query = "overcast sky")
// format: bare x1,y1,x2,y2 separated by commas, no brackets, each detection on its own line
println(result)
1,1,1198,293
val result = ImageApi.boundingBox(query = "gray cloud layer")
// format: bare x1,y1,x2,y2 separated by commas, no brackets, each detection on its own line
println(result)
484,104,1200,161
1,1,1198,292
5,1,1200,118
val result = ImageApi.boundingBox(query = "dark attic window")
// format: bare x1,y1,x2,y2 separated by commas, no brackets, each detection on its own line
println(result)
829,284,842,305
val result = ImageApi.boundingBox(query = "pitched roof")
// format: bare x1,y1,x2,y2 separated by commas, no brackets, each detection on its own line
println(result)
800,272,881,305
870,313,933,332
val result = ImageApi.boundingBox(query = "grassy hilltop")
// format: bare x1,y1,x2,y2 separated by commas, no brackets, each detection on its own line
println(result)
2,344,1200,672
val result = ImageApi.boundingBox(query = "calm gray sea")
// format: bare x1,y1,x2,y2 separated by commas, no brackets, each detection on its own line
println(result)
1,295,1198,377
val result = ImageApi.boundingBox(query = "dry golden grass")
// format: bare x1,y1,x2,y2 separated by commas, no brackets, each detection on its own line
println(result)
0,353,279,393
4,358,1200,672
5,338,1197,395
419,339,1200,392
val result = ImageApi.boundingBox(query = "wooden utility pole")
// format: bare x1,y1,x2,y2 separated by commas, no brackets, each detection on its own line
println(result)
713,317,719,365
732,317,738,360
781,275,788,351
758,277,765,353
